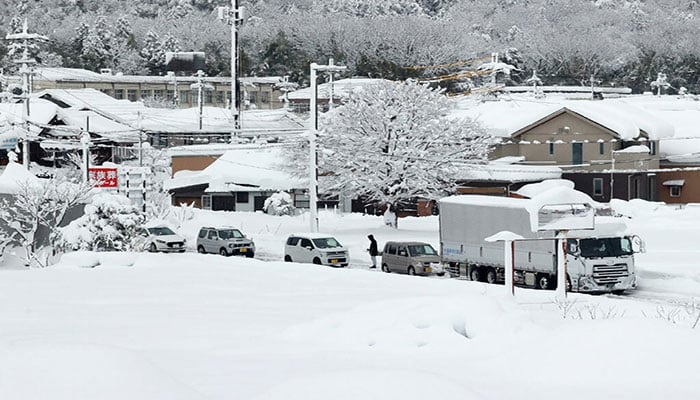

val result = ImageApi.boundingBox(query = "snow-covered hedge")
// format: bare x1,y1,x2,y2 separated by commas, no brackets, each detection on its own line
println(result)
58,193,146,252
263,191,296,216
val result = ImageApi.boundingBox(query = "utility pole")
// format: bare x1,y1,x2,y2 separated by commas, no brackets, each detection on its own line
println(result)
309,61,347,232
81,117,91,183
218,1,245,141
5,19,47,169
190,70,213,131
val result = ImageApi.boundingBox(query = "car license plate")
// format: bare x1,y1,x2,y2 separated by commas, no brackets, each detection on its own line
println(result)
240,248,247,253
330,259,338,264
425,267,432,273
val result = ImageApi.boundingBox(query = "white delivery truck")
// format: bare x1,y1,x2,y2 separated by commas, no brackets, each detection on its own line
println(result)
439,193,641,294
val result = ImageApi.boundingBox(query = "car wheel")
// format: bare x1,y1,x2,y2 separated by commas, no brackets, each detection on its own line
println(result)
197,245,206,254
149,243,157,253
407,266,416,276
246,252,254,258
381,263,390,273
312,257,322,265
284,255,292,262
219,248,229,257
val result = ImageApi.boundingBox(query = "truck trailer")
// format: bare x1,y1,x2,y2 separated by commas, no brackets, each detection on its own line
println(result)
439,194,640,293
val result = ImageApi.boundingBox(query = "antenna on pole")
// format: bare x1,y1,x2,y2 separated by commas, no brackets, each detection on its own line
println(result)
5,18,48,170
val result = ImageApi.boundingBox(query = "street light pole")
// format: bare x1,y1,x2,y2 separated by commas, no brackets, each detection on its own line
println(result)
308,61,347,232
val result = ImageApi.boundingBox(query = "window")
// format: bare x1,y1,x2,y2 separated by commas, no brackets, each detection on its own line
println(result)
207,230,218,240
599,142,605,155
248,92,257,105
198,229,208,239
387,244,397,255
114,89,124,99
216,91,224,105
549,143,555,156
236,192,249,203
649,141,657,155
202,194,212,210
286,237,300,246
300,238,313,248
398,247,408,257
154,89,164,99
670,186,681,197
204,91,213,104
593,178,604,196
261,92,269,104
180,90,189,103
167,90,175,101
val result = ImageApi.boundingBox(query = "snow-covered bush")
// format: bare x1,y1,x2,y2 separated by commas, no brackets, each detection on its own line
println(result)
58,193,146,252
263,191,296,216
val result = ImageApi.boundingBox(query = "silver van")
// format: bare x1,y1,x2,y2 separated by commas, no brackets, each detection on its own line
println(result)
284,233,349,267
196,227,255,257
381,241,443,276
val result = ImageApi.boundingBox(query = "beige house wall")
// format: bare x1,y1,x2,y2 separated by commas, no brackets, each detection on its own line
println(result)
490,111,659,171
171,155,221,176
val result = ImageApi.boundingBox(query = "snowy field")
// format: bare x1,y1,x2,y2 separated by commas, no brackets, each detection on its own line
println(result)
1,206,699,399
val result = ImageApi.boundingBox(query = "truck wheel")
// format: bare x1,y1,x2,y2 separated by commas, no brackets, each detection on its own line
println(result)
470,267,482,282
381,263,390,273
486,268,498,284
536,274,551,290
407,266,416,275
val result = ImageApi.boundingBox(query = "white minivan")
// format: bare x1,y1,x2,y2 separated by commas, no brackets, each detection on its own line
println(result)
284,233,349,267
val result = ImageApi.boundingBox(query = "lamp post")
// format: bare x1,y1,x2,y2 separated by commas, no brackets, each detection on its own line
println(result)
309,61,346,232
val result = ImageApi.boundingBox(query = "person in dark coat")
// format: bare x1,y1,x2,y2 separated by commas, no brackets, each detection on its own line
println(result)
367,234,378,269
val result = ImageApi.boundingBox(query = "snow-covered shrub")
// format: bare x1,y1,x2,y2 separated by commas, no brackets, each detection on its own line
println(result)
58,193,146,252
263,191,296,216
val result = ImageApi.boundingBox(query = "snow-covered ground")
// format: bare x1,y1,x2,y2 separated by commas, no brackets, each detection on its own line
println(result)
1,206,699,399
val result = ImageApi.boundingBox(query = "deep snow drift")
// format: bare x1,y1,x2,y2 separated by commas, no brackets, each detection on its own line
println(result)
1,206,699,399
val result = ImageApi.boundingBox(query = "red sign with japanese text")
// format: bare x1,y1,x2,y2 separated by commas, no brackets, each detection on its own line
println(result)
89,167,118,188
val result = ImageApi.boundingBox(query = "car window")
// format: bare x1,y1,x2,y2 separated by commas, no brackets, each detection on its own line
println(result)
398,247,408,257
408,244,437,256
286,237,300,246
387,244,397,255
198,230,207,239
300,238,313,248
218,229,243,239
148,227,175,236
208,231,218,240
312,237,341,249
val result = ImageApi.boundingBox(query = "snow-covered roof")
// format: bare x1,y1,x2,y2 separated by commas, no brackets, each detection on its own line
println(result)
0,161,40,194
452,95,675,141
286,78,389,101
36,88,305,137
455,159,561,183
662,179,685,186
33,67,281,86
164,144,308,192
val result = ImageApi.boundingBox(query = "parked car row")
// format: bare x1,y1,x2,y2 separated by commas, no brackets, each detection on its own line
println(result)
139,225,442,277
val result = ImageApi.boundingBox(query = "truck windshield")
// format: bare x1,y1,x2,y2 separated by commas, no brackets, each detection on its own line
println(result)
408,244,438,257
218,229,244,239
578,238,633,258
312,238,341,249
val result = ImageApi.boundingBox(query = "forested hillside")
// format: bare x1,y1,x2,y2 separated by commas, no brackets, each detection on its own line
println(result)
1,0,699,93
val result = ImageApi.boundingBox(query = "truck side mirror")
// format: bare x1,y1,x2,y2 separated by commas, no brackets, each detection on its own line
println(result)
567,241,579,256
631,236,646,254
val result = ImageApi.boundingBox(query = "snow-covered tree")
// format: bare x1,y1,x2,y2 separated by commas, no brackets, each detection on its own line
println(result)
1,174,93,267
57,193,146,252
286,79,494,227
263,191,296,216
